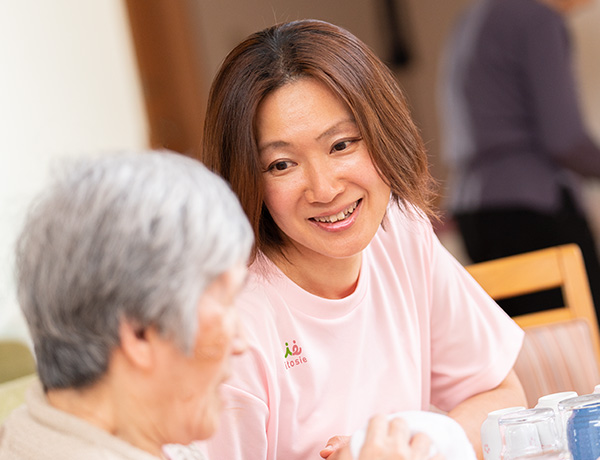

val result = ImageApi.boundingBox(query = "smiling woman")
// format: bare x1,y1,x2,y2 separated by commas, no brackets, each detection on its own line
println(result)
200,19,527,460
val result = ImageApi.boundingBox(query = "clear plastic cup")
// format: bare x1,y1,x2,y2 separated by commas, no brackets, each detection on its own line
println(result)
481,406,527,460
498,408,567,459
536,392,578,444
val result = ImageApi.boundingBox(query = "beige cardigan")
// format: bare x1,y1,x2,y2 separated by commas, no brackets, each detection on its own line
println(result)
0,380,205,460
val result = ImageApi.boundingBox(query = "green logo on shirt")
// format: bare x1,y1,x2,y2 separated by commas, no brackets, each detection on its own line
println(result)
283,340,308,370
284,340,302,358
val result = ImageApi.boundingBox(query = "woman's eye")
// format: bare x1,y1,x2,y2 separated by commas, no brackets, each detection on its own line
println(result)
267,160,293,172
332,141,351,152
331,138,361,153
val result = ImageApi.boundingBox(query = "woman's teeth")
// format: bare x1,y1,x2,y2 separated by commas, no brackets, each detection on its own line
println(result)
313,200,359,223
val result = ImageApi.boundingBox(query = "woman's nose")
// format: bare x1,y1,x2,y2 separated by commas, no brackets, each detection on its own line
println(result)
304,160,343,203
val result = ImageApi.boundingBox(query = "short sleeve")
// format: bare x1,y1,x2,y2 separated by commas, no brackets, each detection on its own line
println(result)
427,227,524,410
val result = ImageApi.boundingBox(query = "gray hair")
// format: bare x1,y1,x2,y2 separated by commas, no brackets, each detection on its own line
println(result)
15,151,253,390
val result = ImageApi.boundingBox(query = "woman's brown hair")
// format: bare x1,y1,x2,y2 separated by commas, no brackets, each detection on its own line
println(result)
202,19,437,261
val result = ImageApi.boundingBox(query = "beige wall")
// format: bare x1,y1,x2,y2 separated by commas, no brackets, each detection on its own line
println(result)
0,0,148,344
394,0,473,181
189,0,389,95
571,0,600,242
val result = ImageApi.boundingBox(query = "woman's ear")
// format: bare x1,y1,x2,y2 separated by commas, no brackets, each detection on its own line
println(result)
118,319,154,370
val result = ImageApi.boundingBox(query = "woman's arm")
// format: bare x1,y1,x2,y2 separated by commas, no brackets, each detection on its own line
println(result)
447,369,527,460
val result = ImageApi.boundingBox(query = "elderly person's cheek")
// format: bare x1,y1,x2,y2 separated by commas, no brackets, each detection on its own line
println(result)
193,314,240,389
195,335,230,361
176,336,232,442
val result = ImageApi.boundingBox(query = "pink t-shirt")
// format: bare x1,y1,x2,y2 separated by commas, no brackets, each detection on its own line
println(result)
201,205,524,460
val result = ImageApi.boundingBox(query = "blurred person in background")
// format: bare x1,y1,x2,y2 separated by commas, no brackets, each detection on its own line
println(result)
0,151,436,460
440,0,600,317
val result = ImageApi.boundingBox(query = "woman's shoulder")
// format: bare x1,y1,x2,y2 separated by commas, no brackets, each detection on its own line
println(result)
234,257,286,321
237,264,277,307
369,203,437,267
379,203,434,242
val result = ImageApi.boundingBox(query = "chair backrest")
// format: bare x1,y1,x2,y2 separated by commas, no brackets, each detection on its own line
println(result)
466,244,600,407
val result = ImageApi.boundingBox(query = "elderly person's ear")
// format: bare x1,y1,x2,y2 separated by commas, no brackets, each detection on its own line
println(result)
118,320,155,370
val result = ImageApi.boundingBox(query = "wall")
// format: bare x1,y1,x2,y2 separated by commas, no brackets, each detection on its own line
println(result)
0,0,149,345
189,0,394,99
393,0,472,180
571,1,600,240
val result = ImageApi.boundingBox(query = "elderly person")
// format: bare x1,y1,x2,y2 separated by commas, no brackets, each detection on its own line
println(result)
0,151,251,459
0,150,431,460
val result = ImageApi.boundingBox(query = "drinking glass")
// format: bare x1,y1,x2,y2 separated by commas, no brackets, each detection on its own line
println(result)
498,408,568,459
536,391,578,444
481,406,527,460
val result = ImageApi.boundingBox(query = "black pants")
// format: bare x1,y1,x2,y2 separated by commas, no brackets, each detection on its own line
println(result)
455,191,600,321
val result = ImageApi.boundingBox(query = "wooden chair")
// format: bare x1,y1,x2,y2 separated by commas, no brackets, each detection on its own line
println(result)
466,244,600,407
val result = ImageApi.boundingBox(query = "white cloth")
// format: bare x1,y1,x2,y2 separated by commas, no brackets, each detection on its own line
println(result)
350,411,477,460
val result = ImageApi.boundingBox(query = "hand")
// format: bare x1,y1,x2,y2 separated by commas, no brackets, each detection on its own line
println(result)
320,435,350,459
320,415,445,460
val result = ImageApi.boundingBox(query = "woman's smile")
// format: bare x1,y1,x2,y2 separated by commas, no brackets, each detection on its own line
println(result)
310,199,360,224
308,199,362,233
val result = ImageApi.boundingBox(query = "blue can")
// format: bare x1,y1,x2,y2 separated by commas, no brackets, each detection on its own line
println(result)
567,401,600,460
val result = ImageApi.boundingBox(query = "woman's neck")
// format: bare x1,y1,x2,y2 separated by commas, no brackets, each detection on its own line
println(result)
268,248,362,299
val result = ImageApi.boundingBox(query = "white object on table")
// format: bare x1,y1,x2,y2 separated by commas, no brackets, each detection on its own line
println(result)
350,410,477,460
535,391,578,444
498,408,567,460
481,406,527,460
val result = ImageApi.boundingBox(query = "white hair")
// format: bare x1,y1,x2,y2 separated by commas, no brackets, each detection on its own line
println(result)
16,150,253,390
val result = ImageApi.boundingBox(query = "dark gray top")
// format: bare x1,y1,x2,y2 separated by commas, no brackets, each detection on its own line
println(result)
440,0,600,213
